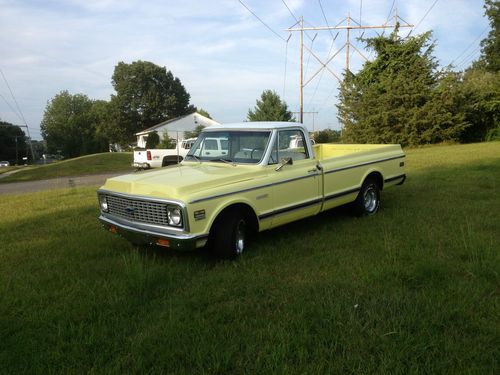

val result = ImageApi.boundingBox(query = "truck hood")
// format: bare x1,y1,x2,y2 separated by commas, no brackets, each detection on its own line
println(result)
100,162,264,201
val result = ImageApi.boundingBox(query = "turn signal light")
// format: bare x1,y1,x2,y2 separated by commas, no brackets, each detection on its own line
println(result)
156,239,170,247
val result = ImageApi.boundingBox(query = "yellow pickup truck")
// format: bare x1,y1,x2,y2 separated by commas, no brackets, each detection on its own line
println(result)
98,122,405,258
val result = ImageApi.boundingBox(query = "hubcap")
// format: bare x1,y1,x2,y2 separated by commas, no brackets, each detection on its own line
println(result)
364,186,378,213
235,219,246,254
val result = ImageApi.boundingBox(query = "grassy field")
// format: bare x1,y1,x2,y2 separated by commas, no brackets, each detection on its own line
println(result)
0,142,498,373
0,152,133,183
0,166,22,175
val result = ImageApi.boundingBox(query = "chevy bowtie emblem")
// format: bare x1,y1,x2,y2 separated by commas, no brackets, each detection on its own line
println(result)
125,206,135,215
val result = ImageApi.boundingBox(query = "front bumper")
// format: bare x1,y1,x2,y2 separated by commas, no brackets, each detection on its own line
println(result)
99,215,208,251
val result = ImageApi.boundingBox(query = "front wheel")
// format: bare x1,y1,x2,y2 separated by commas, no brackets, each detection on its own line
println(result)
352,179,380,216
210,210,248,259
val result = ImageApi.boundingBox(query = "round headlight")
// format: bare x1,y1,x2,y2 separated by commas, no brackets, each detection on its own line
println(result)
167,206,182,226
99,195,108,212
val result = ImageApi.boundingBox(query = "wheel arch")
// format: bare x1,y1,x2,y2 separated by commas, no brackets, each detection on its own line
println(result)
162,155,183,167
208,201,259,236
362,169,384,190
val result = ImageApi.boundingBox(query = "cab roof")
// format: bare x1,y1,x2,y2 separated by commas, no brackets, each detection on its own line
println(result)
204,121,305,131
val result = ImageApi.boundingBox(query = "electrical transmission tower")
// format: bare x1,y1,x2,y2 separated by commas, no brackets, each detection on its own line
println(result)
286,12,413,123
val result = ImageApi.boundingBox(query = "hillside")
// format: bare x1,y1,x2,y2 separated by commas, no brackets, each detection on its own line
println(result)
0,152,133,183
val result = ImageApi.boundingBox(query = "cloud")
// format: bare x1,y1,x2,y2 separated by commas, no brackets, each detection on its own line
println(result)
0,0,491,136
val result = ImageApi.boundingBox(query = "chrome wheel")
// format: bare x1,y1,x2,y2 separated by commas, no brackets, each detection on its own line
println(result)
235,219,246,254
363,186,378,213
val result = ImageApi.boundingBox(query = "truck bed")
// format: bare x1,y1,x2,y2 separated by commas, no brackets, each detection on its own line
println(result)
313,143,402,161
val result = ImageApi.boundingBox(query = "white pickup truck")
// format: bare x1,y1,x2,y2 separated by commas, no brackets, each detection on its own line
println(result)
132,138,197,169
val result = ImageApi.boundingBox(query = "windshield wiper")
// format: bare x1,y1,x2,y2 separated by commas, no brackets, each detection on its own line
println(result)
185,154,201,163
209,158,236,166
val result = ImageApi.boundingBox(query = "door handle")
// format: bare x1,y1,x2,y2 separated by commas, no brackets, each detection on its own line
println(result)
307,169,318,173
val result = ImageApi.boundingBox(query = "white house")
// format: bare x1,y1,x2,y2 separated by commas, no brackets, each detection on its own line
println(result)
135,112,219,148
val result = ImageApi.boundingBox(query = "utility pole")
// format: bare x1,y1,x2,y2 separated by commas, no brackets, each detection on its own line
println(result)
287,13,413,122
15,135,18,165
346,12,350,72
299,16,304,124
18,124,36,162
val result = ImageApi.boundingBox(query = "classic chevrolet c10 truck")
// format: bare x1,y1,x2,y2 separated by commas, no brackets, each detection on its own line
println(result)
98,122,406,258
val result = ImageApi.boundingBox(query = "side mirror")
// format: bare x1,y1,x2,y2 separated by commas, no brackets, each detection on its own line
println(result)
275,157,293,171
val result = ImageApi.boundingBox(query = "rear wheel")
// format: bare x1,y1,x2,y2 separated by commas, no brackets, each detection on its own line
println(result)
210,209,248,259
352,178,380,216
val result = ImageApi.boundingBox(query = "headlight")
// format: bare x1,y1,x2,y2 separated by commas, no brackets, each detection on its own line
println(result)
99,195,109,212
167,205,182,227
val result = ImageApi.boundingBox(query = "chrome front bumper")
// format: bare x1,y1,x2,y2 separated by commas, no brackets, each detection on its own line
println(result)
99,215,208,251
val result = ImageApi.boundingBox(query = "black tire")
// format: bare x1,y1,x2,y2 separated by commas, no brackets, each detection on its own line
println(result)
210,209,248,259
352,178,380,216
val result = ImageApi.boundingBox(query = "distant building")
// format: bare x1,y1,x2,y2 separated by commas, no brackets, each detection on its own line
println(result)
135,112,219,148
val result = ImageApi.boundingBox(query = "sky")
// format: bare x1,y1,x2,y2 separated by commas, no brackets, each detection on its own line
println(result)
0,0,490,140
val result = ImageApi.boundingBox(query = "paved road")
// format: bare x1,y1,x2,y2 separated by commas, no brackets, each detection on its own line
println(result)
0,173,124,195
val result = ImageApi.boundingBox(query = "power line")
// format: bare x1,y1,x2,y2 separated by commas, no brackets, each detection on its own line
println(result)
0,68,36,159
413,0,439,32
238,0,286,41
318,0,335,39
0,68,27,125
386,0,396,24
0,92,24,124
281,0,298,23
456,46,482,70
450,26,488,66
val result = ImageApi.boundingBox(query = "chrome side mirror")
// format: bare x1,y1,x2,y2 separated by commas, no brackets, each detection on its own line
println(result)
275,157,293,171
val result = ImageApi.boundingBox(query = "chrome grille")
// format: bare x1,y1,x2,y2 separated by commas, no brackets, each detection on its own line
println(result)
106,195,169,226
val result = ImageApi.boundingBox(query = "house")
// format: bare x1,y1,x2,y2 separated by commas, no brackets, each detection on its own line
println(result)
135,112,219,148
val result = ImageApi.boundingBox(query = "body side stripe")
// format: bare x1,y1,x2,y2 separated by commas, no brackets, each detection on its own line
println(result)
189,172,318,204
324,154,405,174
258,197,323,220
384,174,406,183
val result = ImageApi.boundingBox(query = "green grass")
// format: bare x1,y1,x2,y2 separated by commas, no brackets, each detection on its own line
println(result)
0,153,133,183
0,166,23,175
0,142,498,373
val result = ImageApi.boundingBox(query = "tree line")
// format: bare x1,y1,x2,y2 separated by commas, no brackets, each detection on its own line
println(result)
337,0,499,146
1,2,496,163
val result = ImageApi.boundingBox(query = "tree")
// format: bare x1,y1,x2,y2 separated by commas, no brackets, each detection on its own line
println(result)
40,91,108,158
157,133,176,149
184,124,205,139
145,131,160,149
337,31,467,146
455,1,500,142
196,108,212,119
0,121,27,164
105,61,194,144
480,0,500,72
458,68,500,142
315,129,341,143
247,90,295,122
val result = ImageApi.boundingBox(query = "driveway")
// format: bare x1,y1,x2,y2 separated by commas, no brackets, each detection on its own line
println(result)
0,173,125,195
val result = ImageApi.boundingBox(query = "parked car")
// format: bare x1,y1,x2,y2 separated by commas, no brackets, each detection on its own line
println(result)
98,122,406,258
0,161,10,167
132,138,198,169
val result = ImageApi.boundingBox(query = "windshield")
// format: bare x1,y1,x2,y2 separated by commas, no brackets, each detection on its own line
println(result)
185,131,271,164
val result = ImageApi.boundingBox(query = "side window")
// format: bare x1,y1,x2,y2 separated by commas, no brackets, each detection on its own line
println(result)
204,139,218,150
277,129,309,162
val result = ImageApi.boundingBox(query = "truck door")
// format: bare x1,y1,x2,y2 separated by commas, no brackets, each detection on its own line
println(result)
266,129,322,228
